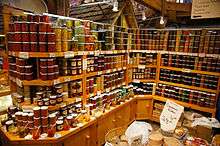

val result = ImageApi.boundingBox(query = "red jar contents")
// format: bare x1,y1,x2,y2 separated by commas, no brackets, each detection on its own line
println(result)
7,32,14,41
41,15,49,22
43,98,50,106
48,73,54,80
47,33,56,42
39,59,47,66
41,117,48,126
17,65,25,73
42,126,48,134
34,15,40,22
28,113,34,122
39,42,47,52
47,24,53,32
29,22,37,32
47,59,55,66
21,22,29,32
32,127,40,140
9,23,14,32
47,66,54,73
30,42,38,52
27,14,34,22
22,42,30,52
39,33,47,42
33,107,41,118
40,72,47,80
16,58,26,66
39,22,47,32
30,32,38,42
25,73,33,80
53,65,59,72
48,43,56,52
40,66,47,73
25,65,32,73
14,32,22,42
14,22,21,32
40,106,48,117
49,114,56,125
22,32,30,42
47,125,56,137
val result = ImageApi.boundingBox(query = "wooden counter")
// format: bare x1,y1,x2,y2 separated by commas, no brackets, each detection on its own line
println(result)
0,98,136,146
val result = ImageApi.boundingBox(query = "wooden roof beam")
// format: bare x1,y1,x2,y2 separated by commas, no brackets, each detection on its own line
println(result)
134,0,162,12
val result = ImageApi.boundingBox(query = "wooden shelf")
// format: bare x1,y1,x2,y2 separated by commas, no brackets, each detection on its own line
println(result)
158,80,217,93
20,97,77,111
0,88,11,97
134,95,153,100
153,95,216,115
151,116,160,123
132,64,157,68
160,66,220,76
8,50,128,58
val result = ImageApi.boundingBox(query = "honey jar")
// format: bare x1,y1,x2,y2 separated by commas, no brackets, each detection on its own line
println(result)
49,95,57,106
40,106,48,117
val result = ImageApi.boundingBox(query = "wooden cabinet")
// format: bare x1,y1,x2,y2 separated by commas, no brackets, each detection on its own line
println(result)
64,123,97,146
136,99,152,120
97,112,116,146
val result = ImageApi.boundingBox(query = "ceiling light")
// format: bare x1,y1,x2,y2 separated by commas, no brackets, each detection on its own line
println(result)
142,11,146,20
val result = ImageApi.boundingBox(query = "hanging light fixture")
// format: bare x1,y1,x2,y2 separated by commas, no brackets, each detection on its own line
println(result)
160,16,164,25
112,0,118,12
142,11,146,20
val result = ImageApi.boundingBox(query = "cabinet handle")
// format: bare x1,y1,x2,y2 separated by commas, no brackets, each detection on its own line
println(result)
86,135,90,146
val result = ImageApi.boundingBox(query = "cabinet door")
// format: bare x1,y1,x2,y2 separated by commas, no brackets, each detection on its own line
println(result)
97,113,116,146
64,123,97,146
136,99,152,120
115,104,131,127
130,100,136,122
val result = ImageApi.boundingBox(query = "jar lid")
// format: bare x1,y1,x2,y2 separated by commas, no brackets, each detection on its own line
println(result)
33,107,40,111
49,114,56,118
36,92,44,95
50,95,57,99
66,115,73,120
40,106,48,110
43,98,49,101
15,111,22,116
81,110,87,114
56,120,63,124
28,113,34,117
58,116,64,120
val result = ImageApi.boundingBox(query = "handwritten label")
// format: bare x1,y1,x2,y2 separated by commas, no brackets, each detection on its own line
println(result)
160,100,184,132
64,51,74,58
19,52,29,59
49,53,56,58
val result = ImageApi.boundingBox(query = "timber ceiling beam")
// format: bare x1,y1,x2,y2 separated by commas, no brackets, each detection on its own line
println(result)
134,0,162,11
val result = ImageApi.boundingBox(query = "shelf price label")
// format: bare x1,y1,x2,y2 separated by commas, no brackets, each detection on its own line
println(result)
97,71,102,75
64,77,71,82
49,53,56,58
94,51,100,56
199,53,206,58
64,51,74,58
138,65,145,69
83,59,87,70
133,79,140,83
16,78,23,87
19,52,29,59
182,68,191,73
53,79,60,85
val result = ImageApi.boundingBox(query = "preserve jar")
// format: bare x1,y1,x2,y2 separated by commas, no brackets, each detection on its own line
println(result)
56,120,63,131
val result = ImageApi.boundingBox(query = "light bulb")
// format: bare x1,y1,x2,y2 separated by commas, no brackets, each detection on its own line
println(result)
142,11,146,20
112,1,118,12
160,16,164,25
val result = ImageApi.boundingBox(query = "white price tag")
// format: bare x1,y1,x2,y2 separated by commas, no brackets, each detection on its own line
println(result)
78,51,84,55
117,85,120,88
106,88,110,92
122,82,125,85
90,93,94,97
199,53,206,57
106,70,111,73
64,51,74,58
16,78,23,87
94,51,100,56
133,79,140,83
138,65,145,69
53,79,60,85
64,77,71,82
76,97,82,102
49,53,56,58
113,50,117,54
123,67,126,70
160,100,184,132
83,59,87,70
113,69,117,72
182,68,191,73
19,52,29,59
97,91,101,95
98,71,102,75
12,51,16,56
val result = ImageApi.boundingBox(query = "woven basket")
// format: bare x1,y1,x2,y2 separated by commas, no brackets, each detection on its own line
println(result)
105,126,127,144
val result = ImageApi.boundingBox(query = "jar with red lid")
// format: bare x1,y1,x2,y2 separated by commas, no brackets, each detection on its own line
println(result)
29,22,37,32
39,22,47,32
41,106,48,117
34,117,40,127
14,22,21,32
37,99,44,106
43,98,50,106
30,42,38,52
47,33,56,42
33,107,40,118
22,42,30,52
48,73,54,80
25,73,33,80
41,116,48,126
39,33,47,42
47,66,54,73
48,43,55,52
39,42,47,52
30,32,38,42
